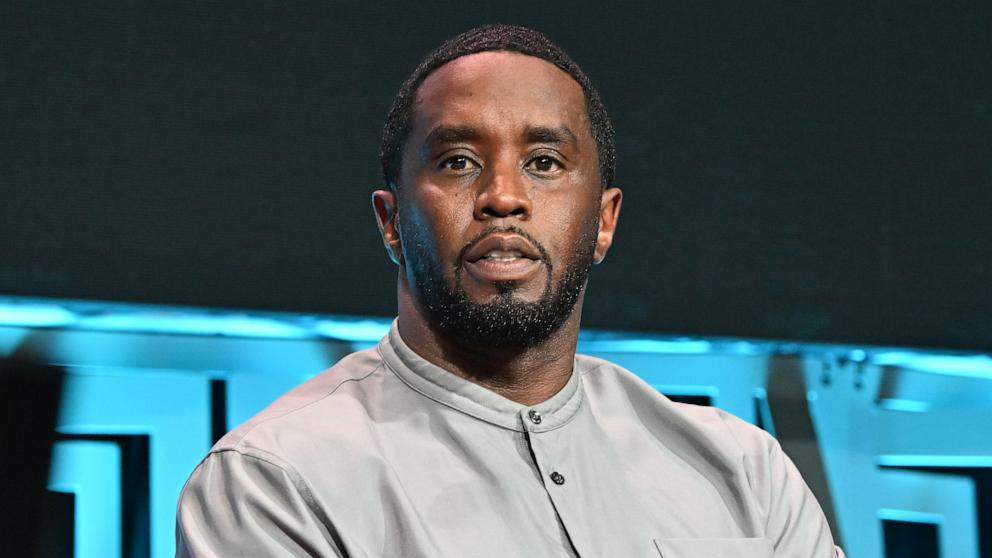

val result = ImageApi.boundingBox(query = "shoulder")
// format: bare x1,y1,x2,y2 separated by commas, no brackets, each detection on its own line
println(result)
211,346,393,460
575,353,777,458
181,345,402,507
575,354,840,545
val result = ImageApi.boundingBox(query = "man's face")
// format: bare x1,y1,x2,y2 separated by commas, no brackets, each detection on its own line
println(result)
382,51,620,348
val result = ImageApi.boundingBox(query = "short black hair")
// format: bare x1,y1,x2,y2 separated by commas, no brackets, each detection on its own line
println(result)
380,24,616,190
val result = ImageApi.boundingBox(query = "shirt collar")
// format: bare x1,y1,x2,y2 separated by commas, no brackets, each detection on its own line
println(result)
378,321,584,432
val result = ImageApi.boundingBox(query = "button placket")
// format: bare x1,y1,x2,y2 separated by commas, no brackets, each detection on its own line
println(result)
526,415,567,488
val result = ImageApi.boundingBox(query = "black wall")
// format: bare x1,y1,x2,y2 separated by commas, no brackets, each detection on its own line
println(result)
3,2,990,350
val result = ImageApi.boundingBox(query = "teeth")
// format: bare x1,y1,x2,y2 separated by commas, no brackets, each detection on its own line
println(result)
483,250,522,260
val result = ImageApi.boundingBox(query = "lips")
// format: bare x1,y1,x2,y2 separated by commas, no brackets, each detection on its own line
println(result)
462,232,544,284
464,233,542,263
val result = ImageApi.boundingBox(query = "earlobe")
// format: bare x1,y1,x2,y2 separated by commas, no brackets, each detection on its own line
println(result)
593,187,623,265
372,189,404,265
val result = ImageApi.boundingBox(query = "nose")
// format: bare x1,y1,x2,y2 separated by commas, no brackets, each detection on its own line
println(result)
474,163,532,221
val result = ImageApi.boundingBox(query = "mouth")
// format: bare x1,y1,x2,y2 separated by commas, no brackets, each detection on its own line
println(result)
477,249,531,261
462,233,544,284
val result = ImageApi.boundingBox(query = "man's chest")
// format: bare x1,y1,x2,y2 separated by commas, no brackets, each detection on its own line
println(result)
301,410,768,557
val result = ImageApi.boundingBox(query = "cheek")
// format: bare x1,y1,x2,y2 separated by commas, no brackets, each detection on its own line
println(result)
400,189,472,260
538,192,601,259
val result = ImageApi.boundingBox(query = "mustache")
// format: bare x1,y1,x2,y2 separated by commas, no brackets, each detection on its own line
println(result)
456,226,551,266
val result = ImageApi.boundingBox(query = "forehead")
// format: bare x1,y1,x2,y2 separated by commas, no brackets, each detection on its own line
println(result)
412,51,590,138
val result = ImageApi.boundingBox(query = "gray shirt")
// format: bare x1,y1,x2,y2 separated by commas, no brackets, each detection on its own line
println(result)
177,323,842,557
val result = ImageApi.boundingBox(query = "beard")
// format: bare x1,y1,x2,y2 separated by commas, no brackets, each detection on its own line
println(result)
403,222,598,350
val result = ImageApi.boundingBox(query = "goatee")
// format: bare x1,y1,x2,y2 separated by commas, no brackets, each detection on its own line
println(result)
405,224,597,350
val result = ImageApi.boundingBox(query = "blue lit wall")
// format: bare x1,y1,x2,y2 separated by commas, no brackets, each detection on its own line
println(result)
2,296,990,558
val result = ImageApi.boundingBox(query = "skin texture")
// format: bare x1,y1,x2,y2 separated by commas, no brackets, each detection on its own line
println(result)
373,51,622,405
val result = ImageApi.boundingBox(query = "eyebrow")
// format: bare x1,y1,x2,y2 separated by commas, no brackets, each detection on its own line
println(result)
422,125,480,150
420,123,580,154
523,125,579,149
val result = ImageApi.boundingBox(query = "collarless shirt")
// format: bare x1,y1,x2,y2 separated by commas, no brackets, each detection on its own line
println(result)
177,322,840,557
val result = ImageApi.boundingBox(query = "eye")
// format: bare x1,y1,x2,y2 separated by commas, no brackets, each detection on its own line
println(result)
526,155,563,174
439,155,479,172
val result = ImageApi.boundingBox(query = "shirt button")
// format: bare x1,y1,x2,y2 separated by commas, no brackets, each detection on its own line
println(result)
550,471,565,485
527,409,543,424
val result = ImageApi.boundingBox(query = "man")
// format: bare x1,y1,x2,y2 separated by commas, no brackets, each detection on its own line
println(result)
177,24,843,557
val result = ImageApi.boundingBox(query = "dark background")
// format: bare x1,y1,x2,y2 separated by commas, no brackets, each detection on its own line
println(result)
3,1,990,350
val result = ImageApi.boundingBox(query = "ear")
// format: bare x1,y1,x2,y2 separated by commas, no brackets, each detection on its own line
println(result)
592,187,623,264
372,189,403,265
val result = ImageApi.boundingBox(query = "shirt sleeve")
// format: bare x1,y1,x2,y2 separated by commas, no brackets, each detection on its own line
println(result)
176,448,345,558
760,434,841,558
718,409,842,558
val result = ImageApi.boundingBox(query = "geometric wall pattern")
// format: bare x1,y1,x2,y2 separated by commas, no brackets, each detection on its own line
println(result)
808,355,988,558
1,298,990,558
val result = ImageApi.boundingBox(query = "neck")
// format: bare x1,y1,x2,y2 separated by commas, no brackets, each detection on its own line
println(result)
395,277,582,406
